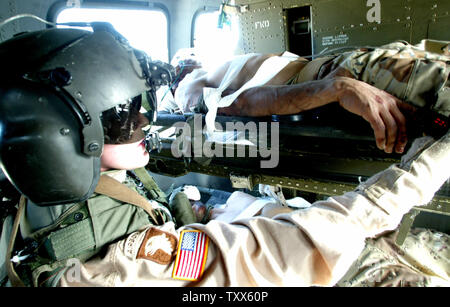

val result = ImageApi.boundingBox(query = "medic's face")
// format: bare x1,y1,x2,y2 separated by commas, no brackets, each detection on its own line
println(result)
100,95,151,171
100,138,149,171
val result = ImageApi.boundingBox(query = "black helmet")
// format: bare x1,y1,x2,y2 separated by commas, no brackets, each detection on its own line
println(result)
0,25,173,206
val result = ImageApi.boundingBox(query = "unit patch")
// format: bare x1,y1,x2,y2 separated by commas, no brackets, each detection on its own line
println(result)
137,227,177,265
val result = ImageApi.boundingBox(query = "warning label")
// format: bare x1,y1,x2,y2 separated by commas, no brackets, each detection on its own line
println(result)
322,34,349,46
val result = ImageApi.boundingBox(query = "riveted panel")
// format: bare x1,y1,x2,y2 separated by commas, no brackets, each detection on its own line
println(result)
235,0,448,56
414,0,450,42
312,0,411,54
236,1,286,54
428,16,450,42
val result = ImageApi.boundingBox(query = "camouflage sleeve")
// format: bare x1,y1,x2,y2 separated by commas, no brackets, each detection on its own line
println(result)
317,41,450,117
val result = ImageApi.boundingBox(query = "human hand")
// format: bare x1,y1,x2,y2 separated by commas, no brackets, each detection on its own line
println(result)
337,78,416,154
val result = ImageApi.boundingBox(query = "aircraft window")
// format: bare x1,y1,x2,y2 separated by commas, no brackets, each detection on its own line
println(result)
56,8,168,62
192,10,239,69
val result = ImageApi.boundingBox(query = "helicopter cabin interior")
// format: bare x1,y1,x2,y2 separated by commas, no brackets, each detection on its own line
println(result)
0,0,449,242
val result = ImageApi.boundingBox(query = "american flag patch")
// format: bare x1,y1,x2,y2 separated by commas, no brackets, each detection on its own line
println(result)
172,230,209,281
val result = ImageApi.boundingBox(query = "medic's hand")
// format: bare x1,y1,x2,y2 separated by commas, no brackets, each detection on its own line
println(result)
337,78,416,154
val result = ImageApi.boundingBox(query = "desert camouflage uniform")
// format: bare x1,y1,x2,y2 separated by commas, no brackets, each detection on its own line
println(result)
336,227,450,287
311,41,450,116
189,41,449,117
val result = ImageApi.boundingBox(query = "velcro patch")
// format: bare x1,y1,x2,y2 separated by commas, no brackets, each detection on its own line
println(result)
172,230,209,281
137,228,178,265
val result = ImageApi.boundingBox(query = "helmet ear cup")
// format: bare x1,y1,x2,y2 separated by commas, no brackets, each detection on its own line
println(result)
0,81,99,205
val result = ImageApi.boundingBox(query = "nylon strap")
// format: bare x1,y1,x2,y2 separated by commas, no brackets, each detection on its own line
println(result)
6,195,26,287
44,219,95,261
231,198,275,222
293,56,335,83
133,167,168,204
94,175,158,223
141,92,151,112
6,174,160,286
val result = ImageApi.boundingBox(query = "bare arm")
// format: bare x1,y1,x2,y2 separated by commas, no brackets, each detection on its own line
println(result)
219,77,415,154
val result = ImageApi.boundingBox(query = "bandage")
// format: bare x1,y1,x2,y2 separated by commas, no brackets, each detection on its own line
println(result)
203,52,300,136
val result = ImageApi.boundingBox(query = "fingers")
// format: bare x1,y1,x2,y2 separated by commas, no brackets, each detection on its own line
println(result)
365,112,386,151
390,103,408,153
337,79,411,154
367,95,408,154
380,111,398,153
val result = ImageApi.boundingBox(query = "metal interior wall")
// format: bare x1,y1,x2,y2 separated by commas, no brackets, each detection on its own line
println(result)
234,0,449,55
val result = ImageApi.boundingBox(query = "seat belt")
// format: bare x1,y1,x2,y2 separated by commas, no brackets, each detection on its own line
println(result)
94,175,158,223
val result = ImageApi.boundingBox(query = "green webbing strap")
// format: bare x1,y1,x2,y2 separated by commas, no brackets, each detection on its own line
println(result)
44,219,95,261
134,167,168,204
141,92,151,113
95,175,158,224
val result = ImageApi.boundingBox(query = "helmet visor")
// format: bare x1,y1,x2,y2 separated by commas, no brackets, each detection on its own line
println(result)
101,94,150,144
